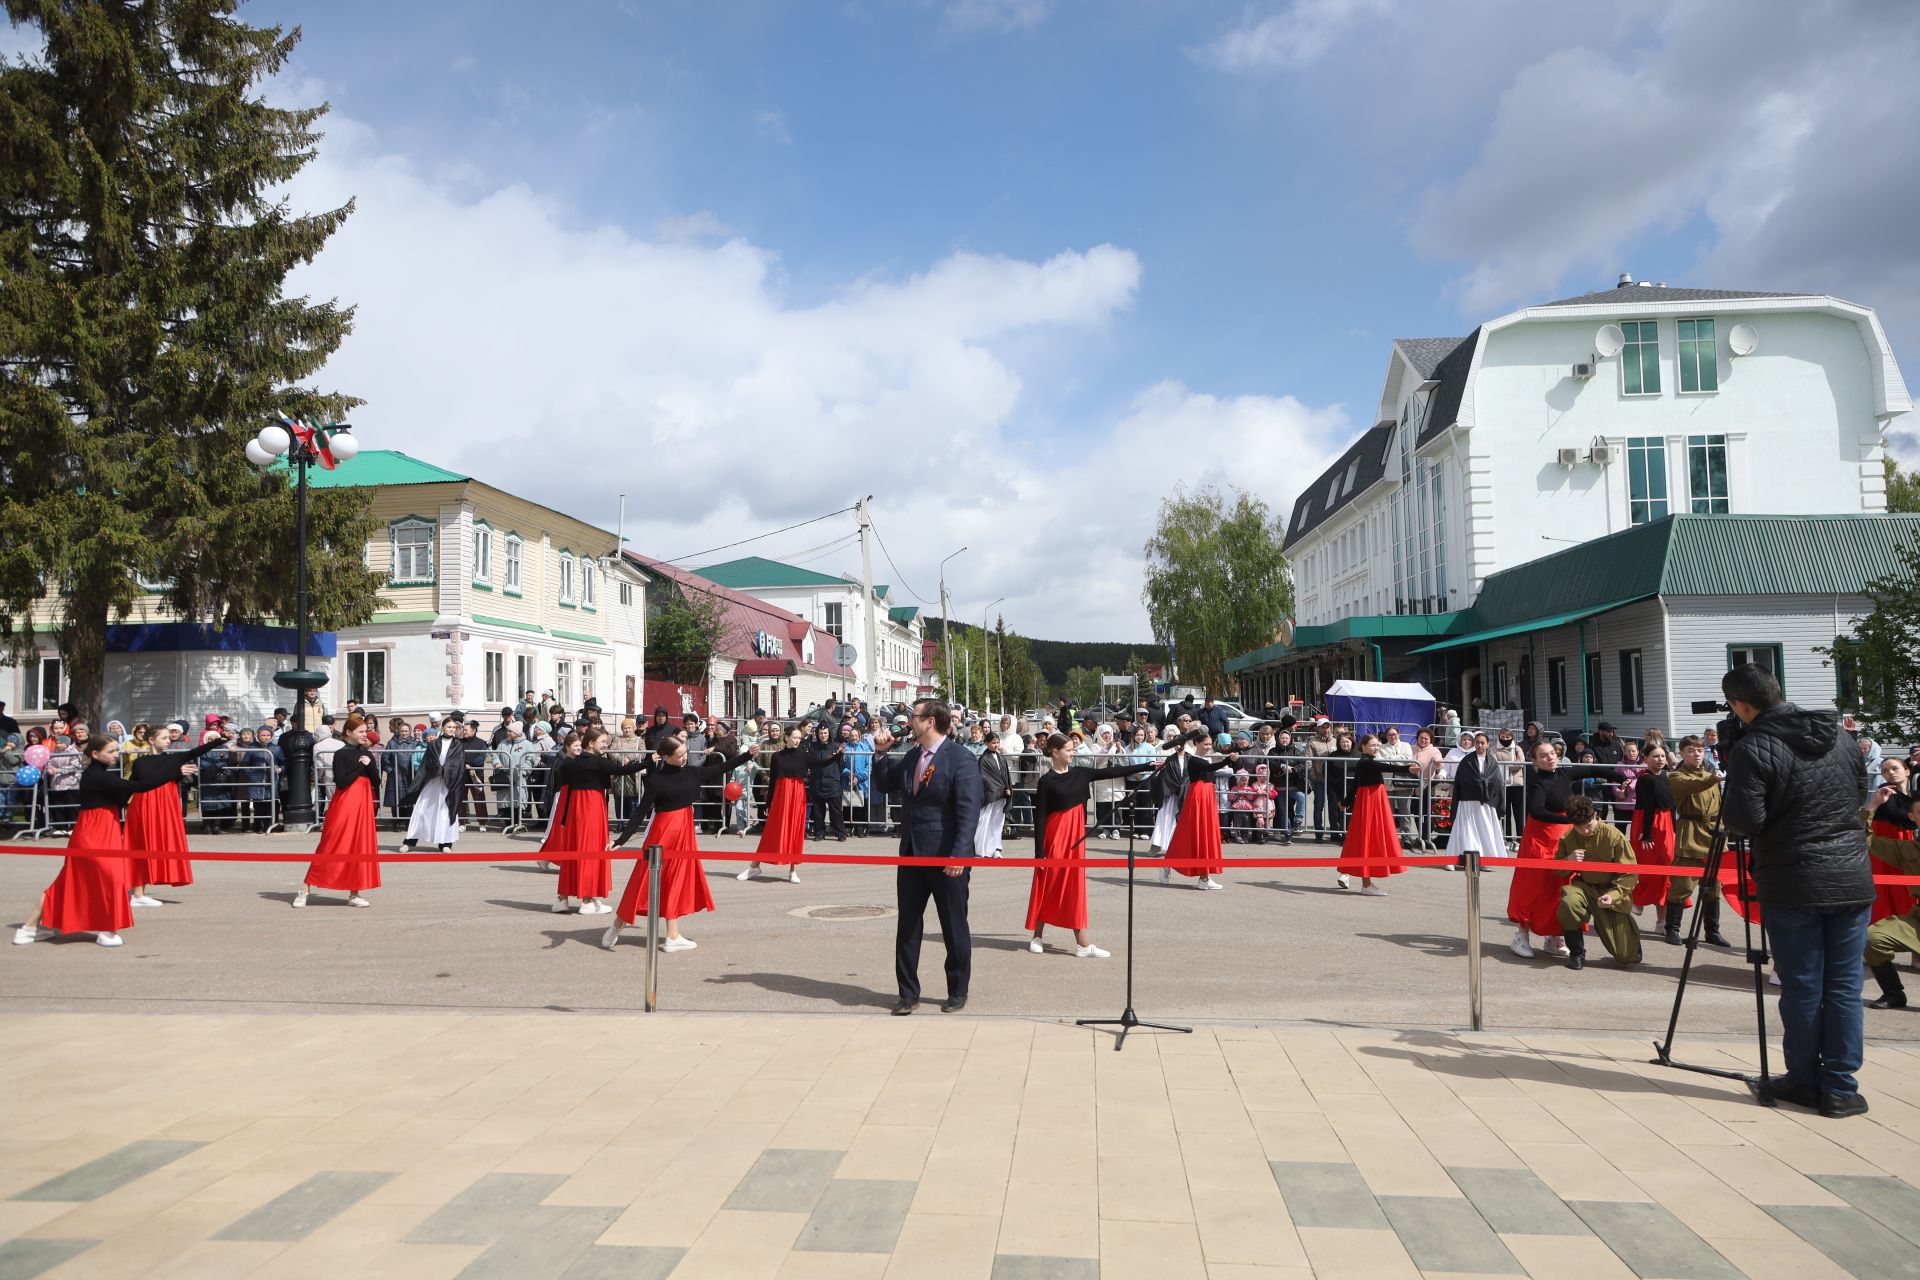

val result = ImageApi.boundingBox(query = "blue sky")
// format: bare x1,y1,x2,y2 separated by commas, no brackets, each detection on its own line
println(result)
22,0,1916,641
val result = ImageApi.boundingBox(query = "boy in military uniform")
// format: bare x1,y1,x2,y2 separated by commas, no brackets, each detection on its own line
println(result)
1557,795,1642,970
1666,735,1729,946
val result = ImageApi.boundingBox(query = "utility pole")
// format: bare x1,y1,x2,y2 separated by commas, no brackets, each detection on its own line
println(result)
938,546,967,702
858,496,880,707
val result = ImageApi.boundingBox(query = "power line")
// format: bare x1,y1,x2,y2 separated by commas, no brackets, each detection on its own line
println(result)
865,512,936,606
665,505,856,566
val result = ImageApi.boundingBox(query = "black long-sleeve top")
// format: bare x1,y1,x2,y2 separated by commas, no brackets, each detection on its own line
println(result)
1525,766,1575,825
615,752,751,845
128,738,223,787
805,741,845,794
1634,771,1674,815
768,747,808,782
557,752,649,793
331,745,380,793
1873,791,1916,831
78,759,178,814
1343,756,1414,806
1034,762,1145,857
1184,754,1238,792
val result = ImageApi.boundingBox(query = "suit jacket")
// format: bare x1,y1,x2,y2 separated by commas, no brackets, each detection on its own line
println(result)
874,736,982,860
403,735,469,822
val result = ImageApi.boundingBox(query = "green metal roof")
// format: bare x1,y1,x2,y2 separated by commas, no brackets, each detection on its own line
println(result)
694,555,855,589
874,584,890,599
1226,613,1465,674
276,449,468,489
1410,598,1652,654
889,605,920,623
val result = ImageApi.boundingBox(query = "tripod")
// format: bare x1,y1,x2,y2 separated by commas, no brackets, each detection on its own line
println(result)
1650,820,1775,1103
1079,777,1191,1051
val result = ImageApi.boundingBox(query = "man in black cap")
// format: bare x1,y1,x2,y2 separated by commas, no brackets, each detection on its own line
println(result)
1589,722,1624,764
641,706,674,752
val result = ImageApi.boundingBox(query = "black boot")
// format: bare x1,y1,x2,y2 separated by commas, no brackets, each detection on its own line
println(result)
1663,904,1684,946
1868,962,1908,1010
1564,931,1586,971
1702,897,1730,948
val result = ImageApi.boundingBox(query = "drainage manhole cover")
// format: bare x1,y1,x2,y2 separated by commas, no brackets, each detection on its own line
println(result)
788,904,897,920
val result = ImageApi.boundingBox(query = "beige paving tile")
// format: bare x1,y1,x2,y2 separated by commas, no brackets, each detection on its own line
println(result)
1707,1231,1855,1280
148,1239,287,1278
546,1143,665,1207
773,1100,873,1149
1675,1142,1846,1206
1175,1131,1272,1193
1098,1218,1208,1280
660,1120,783,1180
1293,1225,1421,1280
1507,1142,1652,1202
838,1124,937,1181
1250,1109,1350,1164
1096,1155,1193,1223
1192,1184,1308,1267
997,1179,1100,1258
356,1242,488,1278
670,1208,807,1280
1203,1267,1314,1280
882,1212,999,1280
1500,1234,1638,1280
777,1252,890,1278
360,1143,513,1206
1624,1166,1799,1241
911,1125,1015,1217
1168,1088,1255,1135
597,1173,740,1247
1010,1123,1097,1184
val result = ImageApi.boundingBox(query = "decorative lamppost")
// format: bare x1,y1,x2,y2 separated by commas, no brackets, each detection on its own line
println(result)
247,415,360,829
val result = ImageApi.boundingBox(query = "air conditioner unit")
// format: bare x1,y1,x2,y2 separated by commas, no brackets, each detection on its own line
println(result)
1571,362,1596,379
1587,444,1616,466
1557,447,1581,469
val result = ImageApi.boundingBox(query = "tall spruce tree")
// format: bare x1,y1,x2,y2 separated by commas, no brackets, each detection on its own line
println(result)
0,1,384,722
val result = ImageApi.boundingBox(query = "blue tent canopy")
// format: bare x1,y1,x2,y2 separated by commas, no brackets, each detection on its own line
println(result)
1323,679,1435,738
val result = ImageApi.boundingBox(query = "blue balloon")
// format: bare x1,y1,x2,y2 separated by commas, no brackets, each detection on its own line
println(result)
13,764,41,787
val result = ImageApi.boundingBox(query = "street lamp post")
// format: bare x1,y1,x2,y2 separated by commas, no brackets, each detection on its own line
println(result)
247,416,360,829
937,546,967,702
982,597,1004,714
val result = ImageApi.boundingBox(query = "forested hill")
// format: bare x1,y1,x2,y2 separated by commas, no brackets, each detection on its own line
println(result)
926,619,1168,686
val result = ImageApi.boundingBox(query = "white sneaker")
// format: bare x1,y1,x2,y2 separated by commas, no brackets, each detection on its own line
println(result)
662,936,697,952
291,892,308,910
737,865,759,881
12,925,54,945
1075,944,1111,959
1542,936,1569,956
601,921,622,950
1509,930,1534,959
1336,874,1351,889
787,870,800,884
1028,937,1045,954
578,900,612,916
1159,866,1172,886
95,932,124,947
538,860,556,872
1769,970,1781,987
347,896,371,908
1199,878,1225,891
551,898,573,913
130,894,163,907
1359,885,1388,897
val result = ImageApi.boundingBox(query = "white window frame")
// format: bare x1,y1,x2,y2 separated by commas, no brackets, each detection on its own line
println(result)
580,662,596,700
558,551,576,606
580,559,597,611
389,517,436,587
1675,317,1718,395
34,655,63,711
484,650,505,704
472,522,494,589
515,654,536,699
618,580,633,606
503,533,524,596
555,659,573,707
1620,649,1644,715
824,602,843,639
1619,319,1661,397
1686,434,1730,514
345,650,389,708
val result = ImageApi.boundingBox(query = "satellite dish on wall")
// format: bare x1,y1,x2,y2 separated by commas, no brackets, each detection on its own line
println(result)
1594,324,1625,358
1728,323,1758,357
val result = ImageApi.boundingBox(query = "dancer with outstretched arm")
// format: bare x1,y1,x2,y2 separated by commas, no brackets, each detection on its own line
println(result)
1028,732,1159,957
605,735,751,951
551,727,650,915
126,723,229,905
740,723,807,883
297,715,382,909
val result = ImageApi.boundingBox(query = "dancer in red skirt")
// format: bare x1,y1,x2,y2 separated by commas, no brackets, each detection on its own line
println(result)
1507,740,1574,958
1628,745,1676,915
1865,757,1919,924
1337,733,1415,895
15,735,197,947
536,732,582,870
606,734,751,951
296,715,381,908
1029,732,1158,956
1159,729,1236,890
550,727,649,915
126,723,229,905
740,723,806,883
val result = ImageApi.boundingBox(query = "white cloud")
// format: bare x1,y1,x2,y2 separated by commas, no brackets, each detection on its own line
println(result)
754,110,791,144
1200,0,1394,73
283,112,1346,641
942,0,1047,35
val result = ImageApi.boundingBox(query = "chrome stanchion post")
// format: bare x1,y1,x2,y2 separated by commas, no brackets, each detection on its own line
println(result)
643,843,663,1013
1464,847,1484,1031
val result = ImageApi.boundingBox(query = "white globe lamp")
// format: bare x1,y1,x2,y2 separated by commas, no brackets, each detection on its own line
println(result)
245,439,275,467
327,430,360,462
256,424,291,456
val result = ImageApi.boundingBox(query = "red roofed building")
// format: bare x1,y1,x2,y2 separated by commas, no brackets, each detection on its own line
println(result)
624,551,853,724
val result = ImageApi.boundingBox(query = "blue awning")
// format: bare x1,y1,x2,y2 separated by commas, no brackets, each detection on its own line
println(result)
106,622,335,658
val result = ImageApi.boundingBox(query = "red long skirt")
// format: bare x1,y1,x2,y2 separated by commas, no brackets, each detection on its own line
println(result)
304,776,381,893
553,789,612,901
1338,784,1405,879
1165,780,1224,878
755,777,806,865
1629,810,1676,909
616,807,712,923
125,784,193,887
1869,821,1917,923
42,809,134,935
1028,807,1089,931
1507,819,1572,935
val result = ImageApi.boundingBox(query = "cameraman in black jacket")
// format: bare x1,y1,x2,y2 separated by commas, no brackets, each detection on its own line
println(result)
1718,663,1874,1118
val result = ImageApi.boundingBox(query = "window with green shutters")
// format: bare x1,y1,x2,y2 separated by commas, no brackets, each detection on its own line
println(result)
1677,318,1717,392
1688,434,1729,513
1620,320,1660,395
1626,437,1669,524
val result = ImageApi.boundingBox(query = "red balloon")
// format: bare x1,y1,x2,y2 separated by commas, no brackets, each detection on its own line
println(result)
723,780,744,802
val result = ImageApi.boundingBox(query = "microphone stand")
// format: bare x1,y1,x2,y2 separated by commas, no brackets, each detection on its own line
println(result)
1079,774,1191,1051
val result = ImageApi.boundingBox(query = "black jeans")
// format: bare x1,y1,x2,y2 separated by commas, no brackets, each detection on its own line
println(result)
809,795,844,839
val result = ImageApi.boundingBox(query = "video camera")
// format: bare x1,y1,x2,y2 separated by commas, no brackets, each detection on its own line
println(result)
1690,699,1745,749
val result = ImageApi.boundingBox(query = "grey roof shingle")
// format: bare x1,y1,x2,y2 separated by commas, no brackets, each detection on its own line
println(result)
1417,328,1479,447
1284,421,1396,550
1392,337,1467,379
1540,284,1818,308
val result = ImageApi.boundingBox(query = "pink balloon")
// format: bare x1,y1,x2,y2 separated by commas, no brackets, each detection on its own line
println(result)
24,744,51,768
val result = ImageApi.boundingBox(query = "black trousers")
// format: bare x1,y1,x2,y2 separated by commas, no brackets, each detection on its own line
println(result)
810,795,844,839
896,865,971,1001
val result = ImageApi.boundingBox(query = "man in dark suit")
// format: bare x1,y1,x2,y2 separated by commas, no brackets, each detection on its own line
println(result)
872,700,982,1014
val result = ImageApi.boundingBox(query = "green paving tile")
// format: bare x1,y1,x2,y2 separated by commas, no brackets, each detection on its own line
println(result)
1379,1195,1525,1274
456,1205,621,1280
1269,1161,1388,1229
0,1239,97,1280
1810,1174,1920,1248
723,1148,845,1214
991,1257,1101,1280
214,1170,395,1242
1764,1204,1920,1280
793,1179,916,1253
1569,1201,1742,1280
1448,1167,1591,1236
11,1140,206,1202
405,1172,571,1245
559,1244,686,1280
